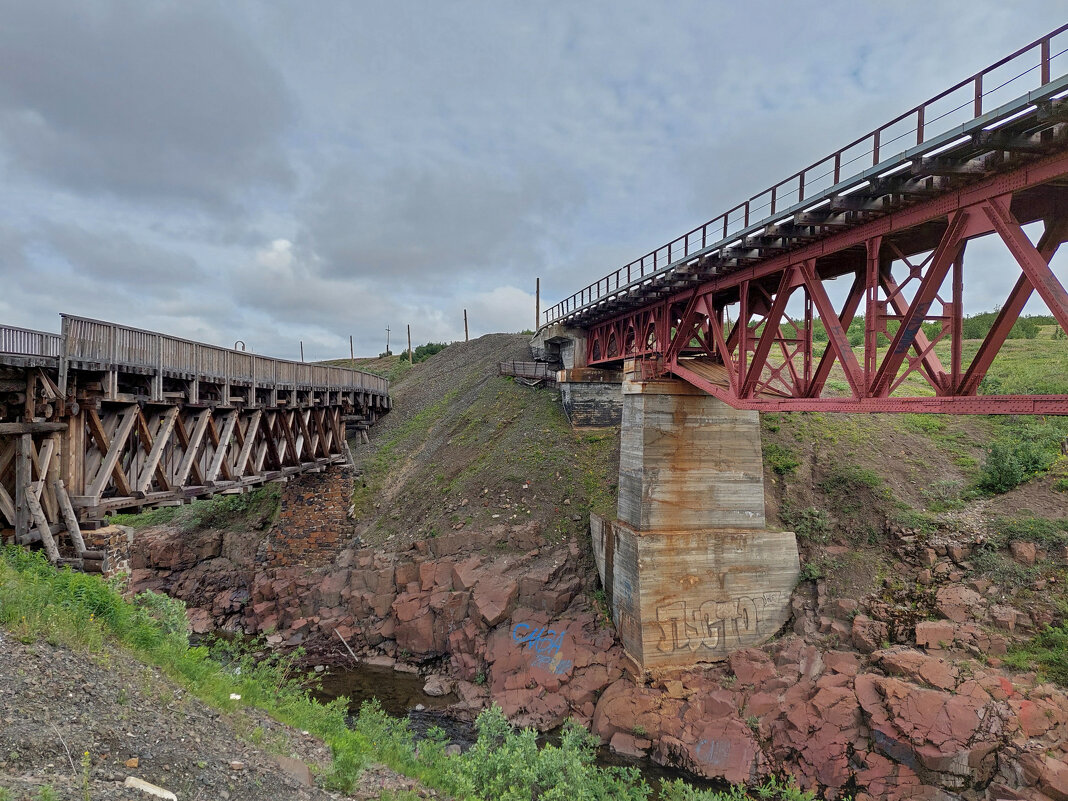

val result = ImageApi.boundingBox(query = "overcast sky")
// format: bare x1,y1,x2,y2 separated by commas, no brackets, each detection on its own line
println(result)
1,2,1066,360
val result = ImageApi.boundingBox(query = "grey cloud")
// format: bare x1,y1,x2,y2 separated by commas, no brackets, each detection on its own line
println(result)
4,1,1068,361
296,159,585,288
41,222,204,286
0,0,293,208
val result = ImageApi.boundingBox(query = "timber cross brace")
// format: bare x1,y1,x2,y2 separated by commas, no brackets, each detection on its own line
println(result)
0,315,392,568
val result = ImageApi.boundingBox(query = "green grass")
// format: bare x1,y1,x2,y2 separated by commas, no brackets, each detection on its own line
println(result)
986,516,1068,549
1005,623,1068,685
110,484,281,532
763,443,800,476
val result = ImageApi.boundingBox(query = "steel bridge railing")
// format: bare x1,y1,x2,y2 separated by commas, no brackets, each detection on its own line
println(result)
499,360,557,383
543,24,1068,328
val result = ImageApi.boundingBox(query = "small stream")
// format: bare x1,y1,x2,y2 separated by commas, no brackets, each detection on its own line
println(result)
314,662,721,797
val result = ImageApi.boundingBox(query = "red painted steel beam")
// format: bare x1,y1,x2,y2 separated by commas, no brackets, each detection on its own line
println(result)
959,216,1068,394
982,197,1068,333
668,361,1068,414
741,268,798,398
869,211,969,396
663,150,1068,309
801,263,866,398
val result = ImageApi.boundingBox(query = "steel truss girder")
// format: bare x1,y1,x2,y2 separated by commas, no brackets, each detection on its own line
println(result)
586,154,1068,414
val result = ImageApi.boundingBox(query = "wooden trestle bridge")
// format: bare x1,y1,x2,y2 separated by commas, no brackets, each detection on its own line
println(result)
0,314,390,568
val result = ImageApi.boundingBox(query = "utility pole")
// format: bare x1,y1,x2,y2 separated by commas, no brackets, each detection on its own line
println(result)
300,340,304,362
464,309,469,342
349,335,354,364
535,277,540,332
385,325,391,355
407,324,412,364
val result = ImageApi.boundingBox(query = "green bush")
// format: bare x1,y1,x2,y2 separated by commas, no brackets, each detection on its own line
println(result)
784,506,830,543
962,311,1040,340
977,441,1026,493
764,443,800,476
412,342,448,363
818,464,882,494
976,430,1058,494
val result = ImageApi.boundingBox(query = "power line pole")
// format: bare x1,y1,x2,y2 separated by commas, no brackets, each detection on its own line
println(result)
464,309,469,342
349,335,354,363
407,324,412,364
299,340,304,362
535,277,540,331
385,325,391,355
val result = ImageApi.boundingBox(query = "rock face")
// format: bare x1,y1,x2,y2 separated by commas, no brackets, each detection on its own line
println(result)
588,636,1068,799
131,512,1068,801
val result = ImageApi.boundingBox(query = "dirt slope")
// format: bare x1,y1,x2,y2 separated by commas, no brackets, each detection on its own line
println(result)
0,633,337,801
348,334,619,549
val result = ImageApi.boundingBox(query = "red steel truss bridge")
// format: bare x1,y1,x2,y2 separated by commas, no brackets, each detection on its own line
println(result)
0,314,390,568
543,26,1068,414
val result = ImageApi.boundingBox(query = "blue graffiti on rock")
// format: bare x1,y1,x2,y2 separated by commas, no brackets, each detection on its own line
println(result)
511,622,573,675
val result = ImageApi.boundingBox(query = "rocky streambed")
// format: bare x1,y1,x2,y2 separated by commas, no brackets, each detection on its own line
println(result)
128,519,1068,801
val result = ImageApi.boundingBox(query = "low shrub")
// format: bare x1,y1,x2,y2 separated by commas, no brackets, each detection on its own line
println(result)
764,443,801,476
783,506,831,543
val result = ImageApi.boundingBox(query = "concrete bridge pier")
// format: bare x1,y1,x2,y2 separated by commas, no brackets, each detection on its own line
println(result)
592,361,799,670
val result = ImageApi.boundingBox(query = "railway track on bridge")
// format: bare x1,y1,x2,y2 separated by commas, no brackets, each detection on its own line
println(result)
0,314,391,569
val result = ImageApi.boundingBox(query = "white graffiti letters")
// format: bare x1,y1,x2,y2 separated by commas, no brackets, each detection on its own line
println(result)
656,596,763,654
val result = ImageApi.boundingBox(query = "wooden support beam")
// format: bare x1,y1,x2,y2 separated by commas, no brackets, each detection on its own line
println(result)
295,409,317,459
135,407,177,493
233,409,262,476
173,412,206,487
14,434,31,540
35,368,60,400
25,487,59,562
53,479,87,556
261,412,282,471
175,410,211,487
85,406,137,501
31,435,59,524
206,411,238,483
279,411,300,465
0,422,67,434
0,482,15,526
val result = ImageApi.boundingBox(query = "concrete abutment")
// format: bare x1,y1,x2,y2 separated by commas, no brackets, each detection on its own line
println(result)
592,363,799,669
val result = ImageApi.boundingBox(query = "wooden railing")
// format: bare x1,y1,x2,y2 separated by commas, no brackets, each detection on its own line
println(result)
59,315,388,394
0,325,63,358
0,315,388,395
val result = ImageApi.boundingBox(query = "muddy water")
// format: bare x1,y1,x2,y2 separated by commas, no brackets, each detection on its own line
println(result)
314,663,721,797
